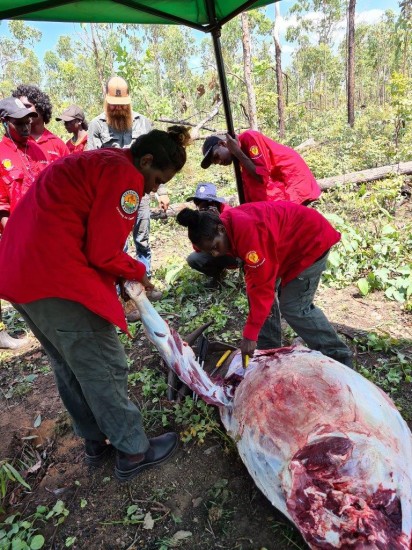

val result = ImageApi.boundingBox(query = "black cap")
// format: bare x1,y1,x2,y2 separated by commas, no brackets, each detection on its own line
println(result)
0,97,38,120
200,135,222,169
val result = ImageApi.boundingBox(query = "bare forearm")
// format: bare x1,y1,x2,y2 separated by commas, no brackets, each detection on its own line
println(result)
233,151,263,182
225,133,263,182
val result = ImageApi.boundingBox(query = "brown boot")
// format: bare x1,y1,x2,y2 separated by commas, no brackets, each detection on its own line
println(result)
115,432,178,481
0,330,29,350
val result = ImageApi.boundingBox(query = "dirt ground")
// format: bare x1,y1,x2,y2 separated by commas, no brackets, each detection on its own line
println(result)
0,221,411,550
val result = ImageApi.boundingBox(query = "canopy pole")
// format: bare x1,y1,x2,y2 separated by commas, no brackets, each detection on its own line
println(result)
210,26,245,204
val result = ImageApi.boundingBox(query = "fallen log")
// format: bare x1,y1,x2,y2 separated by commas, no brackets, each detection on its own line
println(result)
150,161,412,219
317,161,412,190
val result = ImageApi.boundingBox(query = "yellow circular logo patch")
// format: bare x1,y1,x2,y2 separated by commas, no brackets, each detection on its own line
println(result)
246,250,260,264
120,190,139,215
2,159,12,171
249,145,259,156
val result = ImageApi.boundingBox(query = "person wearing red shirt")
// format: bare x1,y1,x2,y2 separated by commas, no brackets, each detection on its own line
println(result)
0,96,49,350
0,125,191,481
201,131,321,205
56,105,88,154
177,202,352,369
12,85,69,162
186,182,239,287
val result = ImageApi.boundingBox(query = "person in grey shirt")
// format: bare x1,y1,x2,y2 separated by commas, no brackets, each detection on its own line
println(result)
87,77,169,310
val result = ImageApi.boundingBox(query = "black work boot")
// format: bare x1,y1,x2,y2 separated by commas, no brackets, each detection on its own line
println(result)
115,432,178,481
84,439,113,467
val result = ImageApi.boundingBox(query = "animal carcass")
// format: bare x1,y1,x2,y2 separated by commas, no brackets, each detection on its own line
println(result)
125,282,412,549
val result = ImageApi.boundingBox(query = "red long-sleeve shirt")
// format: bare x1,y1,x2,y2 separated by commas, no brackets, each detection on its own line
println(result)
0,148,146,333
0,135,49,216
32,129,70,162
220,202,340,341
238,130,321,205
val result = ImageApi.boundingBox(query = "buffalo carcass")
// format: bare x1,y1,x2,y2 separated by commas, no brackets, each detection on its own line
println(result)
125,282,412,550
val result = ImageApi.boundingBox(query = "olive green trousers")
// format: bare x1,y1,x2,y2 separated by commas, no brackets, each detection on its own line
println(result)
15,298,149,454
257,253,353,367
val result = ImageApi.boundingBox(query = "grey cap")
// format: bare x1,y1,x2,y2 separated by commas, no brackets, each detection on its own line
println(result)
0,97,38,120
56,105,85,122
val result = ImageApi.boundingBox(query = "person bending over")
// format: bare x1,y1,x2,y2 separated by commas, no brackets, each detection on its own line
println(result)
0,125,191,481
186,182,240,288
201,131,321,205
177,202,352,369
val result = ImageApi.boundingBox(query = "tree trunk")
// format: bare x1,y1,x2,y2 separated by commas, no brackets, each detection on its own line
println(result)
89,23,106,97
317,161,412,190
155,160,412,216
241,12,258,130
273,3,286,139
347,0,356,127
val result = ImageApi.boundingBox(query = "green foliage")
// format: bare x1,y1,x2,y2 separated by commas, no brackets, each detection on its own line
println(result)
0,461,31,513
320,187,412,304
355,333,412,393
0,501,69,549
127,365,227,445
173,396,228,444
128,367,168,402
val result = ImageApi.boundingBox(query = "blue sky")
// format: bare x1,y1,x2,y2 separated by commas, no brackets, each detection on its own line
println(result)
0,0,400,66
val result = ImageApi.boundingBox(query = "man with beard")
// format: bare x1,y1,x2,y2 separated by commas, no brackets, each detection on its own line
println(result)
87,77,168,316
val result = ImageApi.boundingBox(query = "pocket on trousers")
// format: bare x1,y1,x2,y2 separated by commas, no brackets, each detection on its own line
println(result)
295,276,317,312
56,326,127,382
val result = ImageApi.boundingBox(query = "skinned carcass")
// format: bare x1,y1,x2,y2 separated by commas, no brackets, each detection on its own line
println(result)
125,282,412,549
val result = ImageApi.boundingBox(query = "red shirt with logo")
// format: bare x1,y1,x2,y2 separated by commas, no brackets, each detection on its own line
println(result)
220,201,340,341
238,130,321,205
66,135,88,154
0,136,49,217
0,149,146,333
33,129,70,162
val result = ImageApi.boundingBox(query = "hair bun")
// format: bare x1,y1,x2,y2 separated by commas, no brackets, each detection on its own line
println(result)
167,125,191,147
176,207,199,228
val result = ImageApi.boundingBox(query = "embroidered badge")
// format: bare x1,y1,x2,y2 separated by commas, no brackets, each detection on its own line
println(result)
245,250,260,264
2,159,12,171
245,250,265,268
120,190,139,215
249,145,259,156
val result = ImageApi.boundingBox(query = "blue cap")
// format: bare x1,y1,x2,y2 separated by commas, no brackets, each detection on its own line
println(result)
186,182,226,204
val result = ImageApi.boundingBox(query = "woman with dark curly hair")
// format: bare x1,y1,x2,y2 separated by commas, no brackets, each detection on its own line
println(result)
12,85,69,161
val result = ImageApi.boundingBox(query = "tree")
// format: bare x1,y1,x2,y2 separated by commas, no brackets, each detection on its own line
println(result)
347,0,356,127
0,21,42,96
396,0,412,76
241,12,258,129
272,2,285,138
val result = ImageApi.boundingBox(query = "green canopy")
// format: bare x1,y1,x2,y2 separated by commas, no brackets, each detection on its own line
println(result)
0,0,273,29
0,0,278,201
